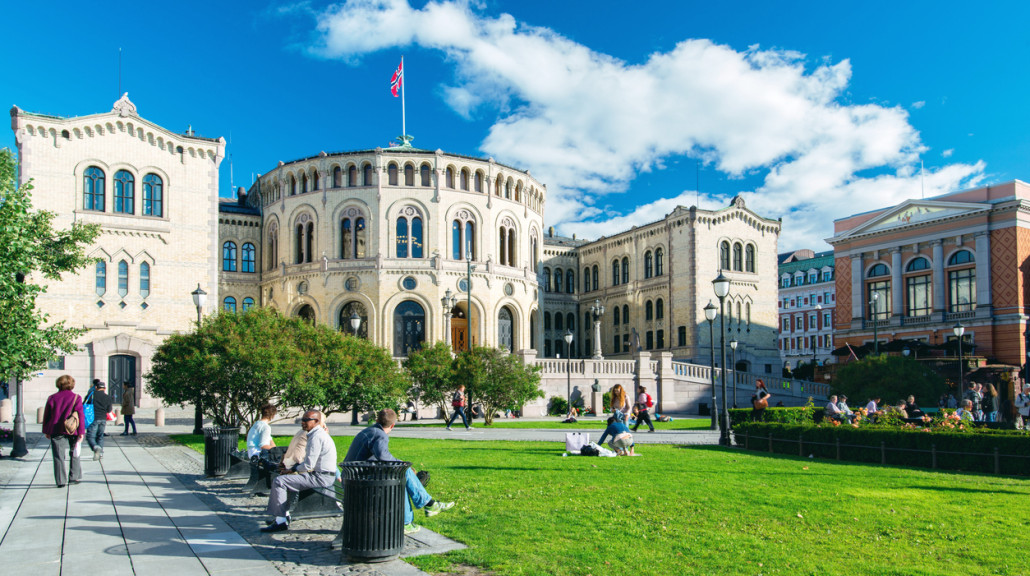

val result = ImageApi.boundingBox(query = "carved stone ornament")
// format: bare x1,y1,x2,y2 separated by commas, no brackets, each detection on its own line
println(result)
112,93,138,118
298,280,309,295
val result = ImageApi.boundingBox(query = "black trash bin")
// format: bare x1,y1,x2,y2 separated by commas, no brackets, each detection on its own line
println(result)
203,426,239,477
339,460,411,563
698,402,710,416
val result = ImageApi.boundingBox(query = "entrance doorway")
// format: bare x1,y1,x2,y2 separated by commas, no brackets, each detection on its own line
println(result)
108,354,136,405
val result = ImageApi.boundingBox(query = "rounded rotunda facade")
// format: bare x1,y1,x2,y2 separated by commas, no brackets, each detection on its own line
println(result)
244,145,546,356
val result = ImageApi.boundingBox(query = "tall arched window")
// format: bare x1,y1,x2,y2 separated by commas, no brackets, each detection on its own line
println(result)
465,221,475,260
583,267,591,292
95,261,106,296
224,297,236,313
720,241,731,270
451,217,475,260
622,257,629,284
335,166,344,187
645,301,654,321
395,212,424,258
745,245,755,273
474,172,483,192
84,166,105,211
543,268,551,293
732,242,743,271
499,219,517,266
355,217,366,258
267,225,278,271
340,301,368,338
294,215,314,264
139,262,150,299
394,301,426,356
143,174,162,217
412,217,424,258
460,169,469,190
622,304,629,325
242,297,255,311
592,265,598,290
223,241,237,271
645,251,653,279
301,173,309,193
452,221,462,260
655,248,664,276
313,171,320,191
505,179,513,199
947,250,976,312
117,260,129,298
566,269,575,294
905,257,932,317
866,263,891,320
396,217,408,258
340,212,367,259
342,219,353,259
388,163,398,186
242,243,256,273
554,269,563,293
612,259,620,286
363,164,373,186
555,313,564,331
404,164,415,186
420,164,431,187
445,167,454,188
290,175,297,195
346,165,355,187
114,170,134,214
544,311,552,330
656,298,664,320
613,306,620,325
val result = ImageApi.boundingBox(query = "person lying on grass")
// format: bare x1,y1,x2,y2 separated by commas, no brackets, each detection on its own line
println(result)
598,411,635,456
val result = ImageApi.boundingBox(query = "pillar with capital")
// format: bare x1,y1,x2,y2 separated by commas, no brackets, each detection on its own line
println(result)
590,299,605,359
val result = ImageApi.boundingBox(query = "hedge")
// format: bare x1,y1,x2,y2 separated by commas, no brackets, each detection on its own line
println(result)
733,422,1030,476
729,407,822,425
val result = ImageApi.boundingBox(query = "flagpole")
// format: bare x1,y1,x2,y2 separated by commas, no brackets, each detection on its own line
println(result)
401,55,406,139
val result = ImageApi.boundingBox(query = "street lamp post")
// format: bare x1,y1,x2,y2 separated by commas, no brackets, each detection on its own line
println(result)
713,273,731,446
466,250,475,353
350,312,363,425
870,293,880,356
10,272,28,457
704,301,718,431
564,330,574,416
729,339,738,409
954,323,965,399
191,284,207,435
590,299,605,359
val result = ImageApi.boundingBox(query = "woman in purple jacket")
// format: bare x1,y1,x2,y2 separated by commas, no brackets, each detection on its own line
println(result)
42,374,86,487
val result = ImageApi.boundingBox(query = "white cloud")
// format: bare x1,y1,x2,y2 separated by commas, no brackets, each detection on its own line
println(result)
942,149,954,158
912,101,926,109
308,0,985,250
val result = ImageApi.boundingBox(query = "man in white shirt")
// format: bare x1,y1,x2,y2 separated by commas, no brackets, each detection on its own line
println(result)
825,395,844,422
262,410,337,532
246,404,277,458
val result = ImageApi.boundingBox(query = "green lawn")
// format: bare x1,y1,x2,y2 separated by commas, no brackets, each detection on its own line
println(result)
174,435,1029,576
396,417,712,430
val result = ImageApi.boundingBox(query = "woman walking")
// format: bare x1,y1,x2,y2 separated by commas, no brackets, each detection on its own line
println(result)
750,379,771,421
42,374,86,487
445,384,471,431
121,382,137,435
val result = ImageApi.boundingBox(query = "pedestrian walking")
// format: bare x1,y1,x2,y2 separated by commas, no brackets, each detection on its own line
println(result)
121,382,137,435
42,375,86,487
85,380,113,460
632,385,655,432
445,384,471,431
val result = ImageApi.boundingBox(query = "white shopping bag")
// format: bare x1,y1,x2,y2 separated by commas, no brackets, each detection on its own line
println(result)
565,432,589,453
72,438,82,458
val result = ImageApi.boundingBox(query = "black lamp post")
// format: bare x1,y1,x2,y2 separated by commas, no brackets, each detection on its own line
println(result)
870,293,880,356
191,284,207,435
954,323,965,399
564,330,574,415
704,300,717,430
350,312,363,425
713,273,731,446
729,339,738,409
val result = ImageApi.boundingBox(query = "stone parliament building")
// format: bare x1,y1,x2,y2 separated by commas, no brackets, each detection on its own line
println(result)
11,97,784,413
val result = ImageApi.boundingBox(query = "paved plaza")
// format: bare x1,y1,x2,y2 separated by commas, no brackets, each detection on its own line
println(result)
0,416,718,575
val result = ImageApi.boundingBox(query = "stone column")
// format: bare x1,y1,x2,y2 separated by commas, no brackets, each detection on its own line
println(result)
850,253,863,321
592,320,603,359
932,240,945,314
890,248,903,317
443,311,453,346
974,232,992,309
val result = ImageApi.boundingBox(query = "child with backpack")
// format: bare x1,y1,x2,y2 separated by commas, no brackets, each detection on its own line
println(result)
632,386,656,433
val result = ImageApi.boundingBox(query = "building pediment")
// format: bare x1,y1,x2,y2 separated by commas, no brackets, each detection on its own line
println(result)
833,199,989,241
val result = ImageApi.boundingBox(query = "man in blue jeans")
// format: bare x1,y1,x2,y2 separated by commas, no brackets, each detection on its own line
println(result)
344,409,454,533
85,381,113,460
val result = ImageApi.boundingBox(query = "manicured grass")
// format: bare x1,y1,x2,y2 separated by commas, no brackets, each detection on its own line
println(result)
396,417,712,430
173,434,1028,576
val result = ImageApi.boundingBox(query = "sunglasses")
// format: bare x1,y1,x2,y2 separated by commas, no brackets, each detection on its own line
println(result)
301,417,318,423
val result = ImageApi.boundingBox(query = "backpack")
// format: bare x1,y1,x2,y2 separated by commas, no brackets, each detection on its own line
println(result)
580,444,599,456
646,394,653,408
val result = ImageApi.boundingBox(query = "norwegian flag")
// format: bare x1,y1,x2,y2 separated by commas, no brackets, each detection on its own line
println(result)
390,61,403,97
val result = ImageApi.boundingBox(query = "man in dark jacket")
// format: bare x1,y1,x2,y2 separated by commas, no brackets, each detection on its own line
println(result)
86,380,113,460
344,409,454,534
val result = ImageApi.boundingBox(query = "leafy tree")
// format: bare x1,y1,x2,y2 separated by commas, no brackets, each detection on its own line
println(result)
403,341,455,417
0,149,100,380
146,307,308,428
454,346,543,425
833,355,946,405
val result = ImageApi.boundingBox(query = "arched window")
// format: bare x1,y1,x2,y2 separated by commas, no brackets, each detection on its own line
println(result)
452,221,462,260
496,175,503,196
566,269,575,294
645,251,653,279
733,243,743,271
622,304,629,325
583,267,591,292
412,217,423,258
592,265,598,290
267,225,278,271
866,263,891,320
906,256,932,317
460,169,469,191
396,217,408,258
720,241,731,270
394,301,426,356
340,213,367,259
222,241,237,271
363,164,373,186
117,260,128,298
242,243,256,273
355,217,366,258
404,164,415,186
420,164,431,187
313,171,320,191
544,311,552,330
499,220,517,266
395,213,424,258
612,259,620,286
143,174,162,217
342,219,353,259
242,297,254,312
907,257,931,272
224,297,237,313
465,221,475,260
445,167,454,188
613,306,620,325
340,301,368,338
296,304,316,323
301,173,309,193
543,268,551,293
474,172,483,192
745,245,755,272
656,248,664,276
294,216,315,264
868,263,890,277
451,218,475,260
290,175,297,195
347,166,356,187
531,235,538,268
622,257,629,284
505,179,513,199
114,170,134,214
95,261,106,296
388,163,398,186
335,166,344,187
554,269,563,293
507,228,516,266
947,250,976,312
555,313,564,331
656,298,664,320
139,262,150,299
645,301,654,321
498,307,514,352
84,166,105,211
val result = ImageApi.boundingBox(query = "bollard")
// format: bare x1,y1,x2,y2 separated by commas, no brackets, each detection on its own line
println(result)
0,398,11,422
37,406,45,423
154,407,165,427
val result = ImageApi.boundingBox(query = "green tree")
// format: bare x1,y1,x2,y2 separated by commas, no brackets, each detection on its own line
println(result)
833,355,946,405
146,307,308,428
454,346,543,425
403,341,455,417
0,149,100,380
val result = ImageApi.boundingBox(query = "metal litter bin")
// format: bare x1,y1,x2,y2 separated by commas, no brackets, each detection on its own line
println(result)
698,402,710,416
339,460,411,563
203,426,239,477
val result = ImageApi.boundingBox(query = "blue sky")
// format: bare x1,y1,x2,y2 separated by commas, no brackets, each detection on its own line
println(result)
3,0,1028,251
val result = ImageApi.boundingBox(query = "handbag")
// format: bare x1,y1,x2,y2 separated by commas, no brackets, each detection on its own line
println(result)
63,402,80,436
565,432,590,453
83,389,95,429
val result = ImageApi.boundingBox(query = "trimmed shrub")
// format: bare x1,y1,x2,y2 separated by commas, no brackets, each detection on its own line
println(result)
548,396,569,416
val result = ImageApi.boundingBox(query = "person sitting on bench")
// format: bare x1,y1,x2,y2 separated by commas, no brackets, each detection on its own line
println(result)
344,409,454,534
262,410,337,533
247,403,278,458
